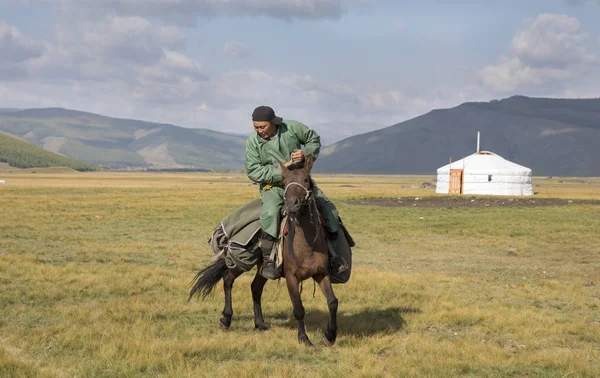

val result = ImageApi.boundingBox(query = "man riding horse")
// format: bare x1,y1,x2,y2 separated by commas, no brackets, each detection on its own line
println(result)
245,105,343,279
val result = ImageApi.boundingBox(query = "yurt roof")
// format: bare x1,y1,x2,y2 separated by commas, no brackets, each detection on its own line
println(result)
437,151,531,175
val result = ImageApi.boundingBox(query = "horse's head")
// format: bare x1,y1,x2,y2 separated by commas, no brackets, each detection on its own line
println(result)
280,155,314,216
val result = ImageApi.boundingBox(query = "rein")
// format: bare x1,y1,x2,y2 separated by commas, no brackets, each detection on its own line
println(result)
287,216,299,265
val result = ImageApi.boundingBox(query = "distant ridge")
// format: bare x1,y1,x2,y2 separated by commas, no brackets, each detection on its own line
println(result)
0,108,247,170
2,96,599,176
316,96,600,177
0,108,22,114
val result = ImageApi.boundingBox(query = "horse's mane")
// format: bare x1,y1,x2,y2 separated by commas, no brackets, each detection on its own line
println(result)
286,162,306,171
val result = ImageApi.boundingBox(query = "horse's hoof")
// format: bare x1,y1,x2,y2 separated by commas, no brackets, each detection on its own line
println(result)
255,323,269,332
323,330,337,346
322,335,336,347
299,336,314,347
219,319,231,330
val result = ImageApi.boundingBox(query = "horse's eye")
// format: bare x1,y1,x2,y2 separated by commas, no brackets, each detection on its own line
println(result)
304,178,309,183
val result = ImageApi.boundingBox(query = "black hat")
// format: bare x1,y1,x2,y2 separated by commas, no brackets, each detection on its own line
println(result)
252,106,283,125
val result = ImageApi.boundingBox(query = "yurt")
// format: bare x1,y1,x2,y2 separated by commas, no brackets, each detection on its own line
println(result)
436,151,533,196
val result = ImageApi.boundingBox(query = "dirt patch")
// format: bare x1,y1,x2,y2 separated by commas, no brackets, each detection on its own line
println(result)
346,196,600,208
42,136,67,154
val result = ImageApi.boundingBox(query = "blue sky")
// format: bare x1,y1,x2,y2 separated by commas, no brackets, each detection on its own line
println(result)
1,0,599,143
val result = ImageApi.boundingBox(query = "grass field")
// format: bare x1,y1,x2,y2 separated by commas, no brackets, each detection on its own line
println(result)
1,171,599,377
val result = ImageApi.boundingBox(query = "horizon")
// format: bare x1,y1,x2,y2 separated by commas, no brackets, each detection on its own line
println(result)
2,94,600,176
3,93,600,142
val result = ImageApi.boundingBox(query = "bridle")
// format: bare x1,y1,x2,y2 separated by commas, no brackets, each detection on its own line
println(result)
283,182,312,204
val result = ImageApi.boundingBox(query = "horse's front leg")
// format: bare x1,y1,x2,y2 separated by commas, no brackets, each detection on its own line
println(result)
220,269,241,329
251,270,269,331
285,274,312,346
316,274,338,346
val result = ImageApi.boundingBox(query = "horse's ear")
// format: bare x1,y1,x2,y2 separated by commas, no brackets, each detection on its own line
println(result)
279,161,290,178
304,155,313,173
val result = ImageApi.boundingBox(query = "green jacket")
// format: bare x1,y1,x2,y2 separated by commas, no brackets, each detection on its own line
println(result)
245,120,320,186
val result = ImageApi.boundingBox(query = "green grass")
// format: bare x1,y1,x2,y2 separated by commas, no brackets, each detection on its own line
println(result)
1,172,599,377
0,132,100,171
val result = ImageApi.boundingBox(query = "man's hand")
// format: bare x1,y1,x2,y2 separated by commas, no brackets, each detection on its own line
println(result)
283,161,292,168
291,149,304,163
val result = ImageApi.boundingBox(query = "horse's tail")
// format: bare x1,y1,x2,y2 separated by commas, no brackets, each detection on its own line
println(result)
188,259,228,301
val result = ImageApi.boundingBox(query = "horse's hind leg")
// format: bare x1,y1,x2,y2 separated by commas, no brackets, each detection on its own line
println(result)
220,269,241,329
251,270,269,331
285,274,313,346
316,275,338,346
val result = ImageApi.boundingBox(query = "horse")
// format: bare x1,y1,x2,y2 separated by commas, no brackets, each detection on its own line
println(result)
188,155,338,347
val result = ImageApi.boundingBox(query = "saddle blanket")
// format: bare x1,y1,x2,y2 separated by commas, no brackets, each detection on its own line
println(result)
207,198,353,283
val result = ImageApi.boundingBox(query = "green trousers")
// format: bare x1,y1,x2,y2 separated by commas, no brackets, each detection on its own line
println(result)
260,185,339,239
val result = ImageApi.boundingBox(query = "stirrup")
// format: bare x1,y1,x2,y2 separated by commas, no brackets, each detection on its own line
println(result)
260,259,281,280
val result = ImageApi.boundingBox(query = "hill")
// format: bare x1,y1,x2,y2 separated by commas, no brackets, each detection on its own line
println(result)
0,108,22,114
316,96,600,177
0,132,101,171
0,108,247,170
2,97,599,175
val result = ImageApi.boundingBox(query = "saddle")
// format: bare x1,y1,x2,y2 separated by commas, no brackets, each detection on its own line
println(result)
208,198,354,283
274,214,354,284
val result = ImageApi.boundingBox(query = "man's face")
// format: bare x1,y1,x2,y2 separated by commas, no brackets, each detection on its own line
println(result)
253,121,276,139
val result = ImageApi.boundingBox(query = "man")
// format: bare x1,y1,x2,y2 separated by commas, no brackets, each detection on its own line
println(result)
245,105,341,279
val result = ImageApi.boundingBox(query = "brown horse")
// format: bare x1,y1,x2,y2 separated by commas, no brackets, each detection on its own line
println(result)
189,155,338,346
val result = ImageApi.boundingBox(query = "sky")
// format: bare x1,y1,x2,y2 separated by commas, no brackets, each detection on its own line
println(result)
1,0,600,141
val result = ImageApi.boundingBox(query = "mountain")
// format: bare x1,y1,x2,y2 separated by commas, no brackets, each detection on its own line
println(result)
2,97,599,175
316,96,600,177
0,108,247,170
0,132,100,171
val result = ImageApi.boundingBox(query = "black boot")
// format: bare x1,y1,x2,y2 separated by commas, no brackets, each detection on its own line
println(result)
259,232,280,280
326,230,348,274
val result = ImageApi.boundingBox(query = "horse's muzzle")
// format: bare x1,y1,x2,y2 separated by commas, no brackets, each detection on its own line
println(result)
285,197,302,214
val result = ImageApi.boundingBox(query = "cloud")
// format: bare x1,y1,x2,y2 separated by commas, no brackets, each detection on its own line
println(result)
0,58,463,134
0,64,30,80
205,70,447,125
478,14,597,92
0,13,209,119
0,4,455,134
37,0,347,25
0,20,45,79
0,20,45,63
28,14,206,85
223,41,251,58
510,14,595,68
564,0,600,5
78,16,185,64
392,22,407,32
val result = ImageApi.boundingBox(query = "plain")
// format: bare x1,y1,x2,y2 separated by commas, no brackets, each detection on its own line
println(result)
1,171,599,377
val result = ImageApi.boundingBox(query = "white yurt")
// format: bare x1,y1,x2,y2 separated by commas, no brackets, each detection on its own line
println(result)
436,134,533,196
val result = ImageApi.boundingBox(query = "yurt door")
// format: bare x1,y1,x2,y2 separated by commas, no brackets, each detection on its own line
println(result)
449,169,463,194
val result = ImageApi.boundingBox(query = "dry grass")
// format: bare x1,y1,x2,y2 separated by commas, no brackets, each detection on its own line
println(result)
1,171,599,377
